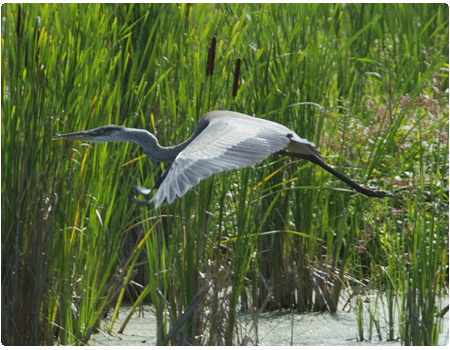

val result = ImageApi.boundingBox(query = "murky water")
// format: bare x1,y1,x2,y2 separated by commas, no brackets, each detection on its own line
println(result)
90,297,449,346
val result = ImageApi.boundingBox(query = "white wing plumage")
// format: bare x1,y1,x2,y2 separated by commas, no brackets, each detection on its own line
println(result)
151,115,298,208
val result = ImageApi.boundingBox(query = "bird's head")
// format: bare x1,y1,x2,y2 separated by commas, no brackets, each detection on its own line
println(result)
52,125,127,143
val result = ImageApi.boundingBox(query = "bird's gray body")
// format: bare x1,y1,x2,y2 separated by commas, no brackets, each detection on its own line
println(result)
53,110,392,208
151,111,321,207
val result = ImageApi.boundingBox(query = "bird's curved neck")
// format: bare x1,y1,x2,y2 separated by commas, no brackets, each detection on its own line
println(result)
127,128,189,162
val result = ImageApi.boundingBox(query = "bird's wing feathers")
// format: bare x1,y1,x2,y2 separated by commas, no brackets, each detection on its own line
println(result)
151,117,294,208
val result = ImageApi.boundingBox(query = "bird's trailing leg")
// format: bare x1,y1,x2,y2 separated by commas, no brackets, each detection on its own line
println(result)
284,153,393,198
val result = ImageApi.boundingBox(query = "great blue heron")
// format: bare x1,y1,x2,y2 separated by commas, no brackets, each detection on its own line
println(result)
53,110,392,208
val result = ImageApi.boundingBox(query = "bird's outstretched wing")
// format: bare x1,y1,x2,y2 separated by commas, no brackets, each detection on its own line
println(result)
151,115,316,208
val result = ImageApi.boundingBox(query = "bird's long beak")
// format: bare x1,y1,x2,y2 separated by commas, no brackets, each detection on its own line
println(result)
52,130,94,141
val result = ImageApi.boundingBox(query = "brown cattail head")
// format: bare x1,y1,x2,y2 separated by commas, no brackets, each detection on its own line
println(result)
206,36,217,77
16,4,22,38
232,57,241,98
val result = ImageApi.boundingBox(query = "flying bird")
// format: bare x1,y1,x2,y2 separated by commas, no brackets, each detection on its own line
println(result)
53,110,392,208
